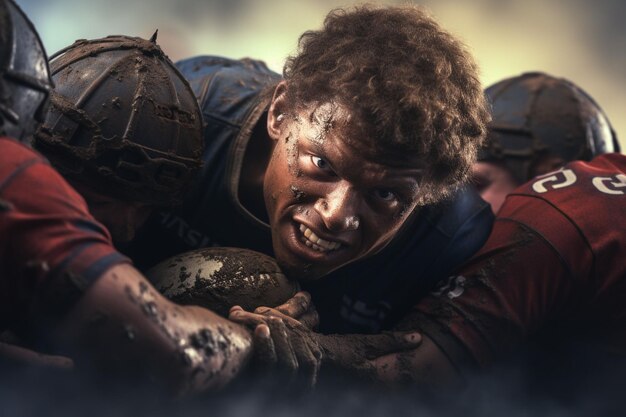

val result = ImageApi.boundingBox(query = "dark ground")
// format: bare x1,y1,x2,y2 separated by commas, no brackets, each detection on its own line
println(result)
1,342,626,417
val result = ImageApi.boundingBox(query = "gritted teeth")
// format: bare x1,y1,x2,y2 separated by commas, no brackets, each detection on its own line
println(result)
298,223,341,251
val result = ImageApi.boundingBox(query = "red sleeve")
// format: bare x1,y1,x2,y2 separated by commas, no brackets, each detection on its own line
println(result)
412,214,580,368
0,138,129,327
410,154,626,370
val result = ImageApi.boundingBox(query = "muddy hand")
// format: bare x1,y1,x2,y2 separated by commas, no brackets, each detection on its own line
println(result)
252,291,319,330
317,331,422,380
229,305,322,388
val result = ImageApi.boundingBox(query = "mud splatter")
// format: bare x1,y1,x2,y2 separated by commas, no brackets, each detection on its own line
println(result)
147,248,299,316
142,301,158,318
290,185,305,200
189,328,217,357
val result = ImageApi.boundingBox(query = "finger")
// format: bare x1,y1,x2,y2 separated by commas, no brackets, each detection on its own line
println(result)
274,291,312,319
0,342,74,370
291,335,320,389
229,305,244,314
254,307,304,328
359,331,422,360
228,309,268,329
252,324,277,370
298,309,319,330
255,301,318,331
266,317,298,374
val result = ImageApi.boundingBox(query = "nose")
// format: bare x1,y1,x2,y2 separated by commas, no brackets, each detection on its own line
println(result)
314,182,361,232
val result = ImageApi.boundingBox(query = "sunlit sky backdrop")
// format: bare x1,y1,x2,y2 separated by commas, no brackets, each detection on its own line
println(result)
18,0,626,149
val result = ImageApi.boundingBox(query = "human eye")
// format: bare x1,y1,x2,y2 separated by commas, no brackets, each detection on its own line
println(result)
310,156,333,173
373,189,398,202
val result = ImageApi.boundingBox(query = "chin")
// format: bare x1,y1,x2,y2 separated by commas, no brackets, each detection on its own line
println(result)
271,219,353,282
274,256,327,283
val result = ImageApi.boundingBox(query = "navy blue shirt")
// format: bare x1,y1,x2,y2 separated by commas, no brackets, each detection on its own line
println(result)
126,55,494,334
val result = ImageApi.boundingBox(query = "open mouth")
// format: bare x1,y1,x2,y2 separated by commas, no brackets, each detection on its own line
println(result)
298,223,341,252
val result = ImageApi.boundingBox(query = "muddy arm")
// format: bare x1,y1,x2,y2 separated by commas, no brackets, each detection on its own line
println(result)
53,263,253,395
368,334,463,388
229,295,461,389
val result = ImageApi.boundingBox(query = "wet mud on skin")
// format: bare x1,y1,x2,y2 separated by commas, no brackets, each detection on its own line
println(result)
307,102,341,147
286,103,348,176
290,185,305,201
147,247,299,317
120,278,248,390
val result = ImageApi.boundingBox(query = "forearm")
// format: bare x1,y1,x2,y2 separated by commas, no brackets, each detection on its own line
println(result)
52,263,253,395
371,334,463,388
0,341,74,370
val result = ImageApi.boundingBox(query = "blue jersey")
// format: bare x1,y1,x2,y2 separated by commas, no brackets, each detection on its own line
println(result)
126,56,494,334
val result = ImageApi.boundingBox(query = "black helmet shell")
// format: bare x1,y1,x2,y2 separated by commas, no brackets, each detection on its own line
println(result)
0,0,52,143
35,35,203,206
480,72,619,183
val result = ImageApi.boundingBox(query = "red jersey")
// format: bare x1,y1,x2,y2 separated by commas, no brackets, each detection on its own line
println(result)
411,153,626,369
0,137,128,331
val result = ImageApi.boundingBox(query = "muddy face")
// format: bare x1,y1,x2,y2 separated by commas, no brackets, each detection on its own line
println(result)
264,98,423,282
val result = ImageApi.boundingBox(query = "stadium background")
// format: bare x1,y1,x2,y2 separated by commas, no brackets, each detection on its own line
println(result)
21,0,626,149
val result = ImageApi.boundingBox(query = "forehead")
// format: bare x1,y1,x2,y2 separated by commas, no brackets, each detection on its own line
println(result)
291,102,424,179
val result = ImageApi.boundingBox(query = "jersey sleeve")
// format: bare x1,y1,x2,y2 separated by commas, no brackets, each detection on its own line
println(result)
414,211,572,368
406,155,626,372
0,138,129,326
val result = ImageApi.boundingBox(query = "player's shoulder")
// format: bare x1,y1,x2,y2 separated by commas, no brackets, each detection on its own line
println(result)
176,56,280,104
500,153,625,268
0,137,48,181
510,153,626,206
175,55,280,131
0,136,46,163
176,55,278,79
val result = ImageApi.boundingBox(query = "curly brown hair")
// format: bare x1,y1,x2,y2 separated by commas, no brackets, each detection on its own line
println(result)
283,5,490,204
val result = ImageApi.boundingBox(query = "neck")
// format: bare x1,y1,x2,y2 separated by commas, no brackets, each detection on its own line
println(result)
238,113,274,223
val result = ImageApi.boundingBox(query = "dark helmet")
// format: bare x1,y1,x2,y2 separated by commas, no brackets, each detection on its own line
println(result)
34,34,203,206
0,0,53,143
479,72,620,183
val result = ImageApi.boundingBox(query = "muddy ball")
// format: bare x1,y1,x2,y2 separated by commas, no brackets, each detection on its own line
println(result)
147,247,299,316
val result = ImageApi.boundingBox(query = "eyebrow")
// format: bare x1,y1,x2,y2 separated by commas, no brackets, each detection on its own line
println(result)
300,130,327,153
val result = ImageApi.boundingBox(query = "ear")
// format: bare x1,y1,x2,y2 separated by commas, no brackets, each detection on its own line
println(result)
267,81,289,142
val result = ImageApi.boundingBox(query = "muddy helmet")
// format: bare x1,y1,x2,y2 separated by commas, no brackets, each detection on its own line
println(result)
479,72,620,183
34,34,203,206
0,0,53,144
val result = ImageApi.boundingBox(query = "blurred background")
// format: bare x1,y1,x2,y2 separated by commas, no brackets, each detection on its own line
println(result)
19,0,625,149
